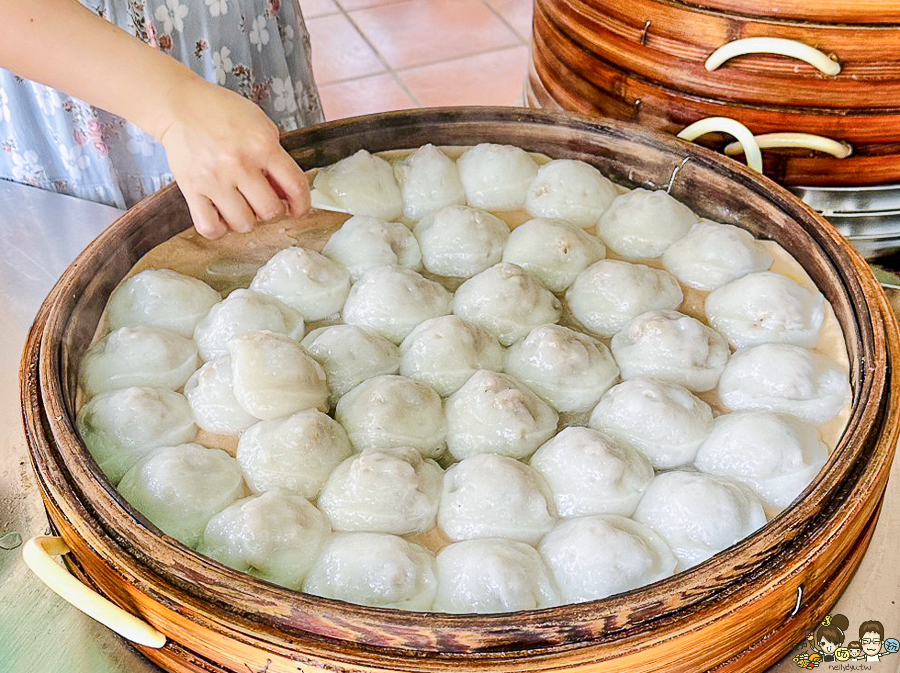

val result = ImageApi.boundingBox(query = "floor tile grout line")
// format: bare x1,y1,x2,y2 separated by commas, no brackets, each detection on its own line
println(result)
332,0,416,13
337,7,424,106
316,43,530,89
479,0,530,45
393,43,529,74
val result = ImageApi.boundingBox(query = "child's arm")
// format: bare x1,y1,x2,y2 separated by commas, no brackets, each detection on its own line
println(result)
0,0,310,237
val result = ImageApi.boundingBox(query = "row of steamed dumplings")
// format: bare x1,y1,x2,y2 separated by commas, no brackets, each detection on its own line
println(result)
74,143,850,613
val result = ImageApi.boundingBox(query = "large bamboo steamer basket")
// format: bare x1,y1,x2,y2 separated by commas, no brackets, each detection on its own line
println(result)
538,0,900,109
21,108,900,673
526,67,900,188
674,0,900,25
530,30,900,186
532,7,900,145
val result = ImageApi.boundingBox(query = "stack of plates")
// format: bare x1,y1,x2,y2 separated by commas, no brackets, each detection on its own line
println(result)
527,0,900,187
793,184,900,260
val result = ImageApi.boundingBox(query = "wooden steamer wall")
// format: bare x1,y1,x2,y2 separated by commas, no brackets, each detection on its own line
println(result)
528,0,900,186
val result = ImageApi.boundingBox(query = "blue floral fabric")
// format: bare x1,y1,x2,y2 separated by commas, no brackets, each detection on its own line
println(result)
0,0,323,209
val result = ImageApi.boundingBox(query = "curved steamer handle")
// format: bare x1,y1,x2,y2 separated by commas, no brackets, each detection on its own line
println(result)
22,536,166,648
676,117,764,174
724,132,853,159
705,37,841,76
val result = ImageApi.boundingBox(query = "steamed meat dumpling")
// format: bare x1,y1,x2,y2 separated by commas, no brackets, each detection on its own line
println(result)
393,144,466,222
529,427,653,518
501,218,605,292
694,411,829,517
539,515,676,603
504,324,619,413
228,331,328,420
399,315,504,396
312,149,403,220
457,143,539,211
342,266,452,344
80,326,199,398
322,215,422,281
414,205,509,278
596,188,698,260
198,491,329,589
524,159,618,228
566,260,683,338
302,324,400,405
334,375,447,458
705,272,825,349
453,263,562,346
318,447,443,534
438,454,556,544
117,443,244,548
433,539,559,613
107,269,221,338
249,247,350,321
193,289,304,362
633,470,768,570
717,343,850,425
183,357,258,435
610,310,729,392
236,409,353,499
76,387,197,485
445,370,558,461
589,378,713,469
661,220,773,291
303,533,436,611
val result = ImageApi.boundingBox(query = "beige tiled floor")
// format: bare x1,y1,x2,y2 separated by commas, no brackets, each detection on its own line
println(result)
300,0,533,120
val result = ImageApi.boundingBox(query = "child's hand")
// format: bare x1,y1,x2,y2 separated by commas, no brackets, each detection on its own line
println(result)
153,75,310,239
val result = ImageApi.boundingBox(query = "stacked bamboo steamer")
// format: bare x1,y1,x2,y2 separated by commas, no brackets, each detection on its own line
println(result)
526,0,900,255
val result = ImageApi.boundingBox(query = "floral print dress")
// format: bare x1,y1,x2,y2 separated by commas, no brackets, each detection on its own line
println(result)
0,0,323,209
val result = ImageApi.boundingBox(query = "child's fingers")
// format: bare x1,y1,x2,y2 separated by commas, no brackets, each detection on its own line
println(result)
266,151,310,217
238,171,286,223
208,187,257,234
184,192,227,239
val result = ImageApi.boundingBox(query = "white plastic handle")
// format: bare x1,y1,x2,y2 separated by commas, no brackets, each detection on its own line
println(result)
677,117,764,174
724,133,853,159
22,536,166,648
705,37,841,76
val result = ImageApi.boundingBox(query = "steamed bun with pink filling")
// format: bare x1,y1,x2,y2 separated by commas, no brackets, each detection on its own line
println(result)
197,490,329,589
312,149,403,220
434,539,559,613
453,263,562,346
501,218,605,292
303,533,436,610
393,144,466,222
566,260,683,338
342,266,452,344
457,143,539,211
633,470,767,570
524,159,618,229
322,216,422,281
596,188,698,260
438,454,556,544
107,269,221,338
